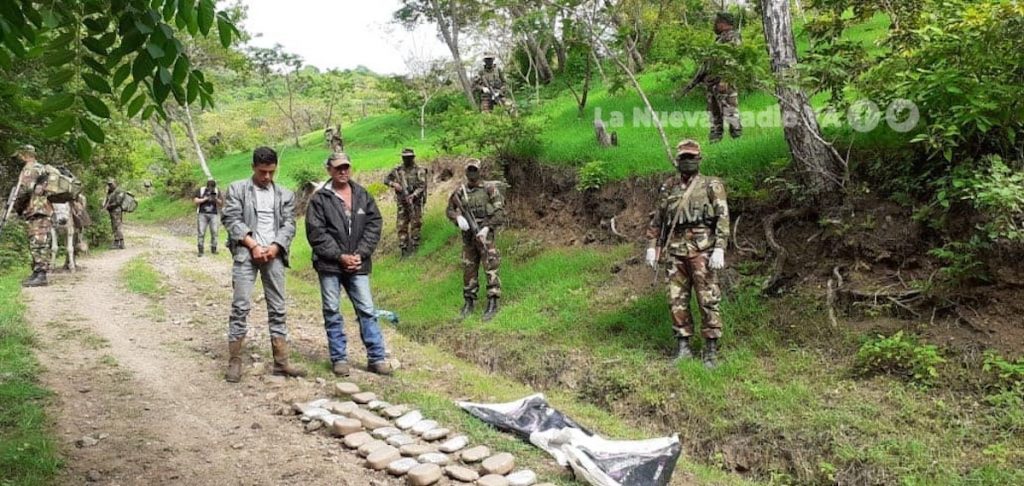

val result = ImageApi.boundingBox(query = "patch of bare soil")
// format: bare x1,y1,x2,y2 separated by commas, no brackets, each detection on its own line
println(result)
23,226,401,485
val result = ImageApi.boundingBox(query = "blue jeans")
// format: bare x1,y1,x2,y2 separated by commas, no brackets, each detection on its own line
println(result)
318,272,387,364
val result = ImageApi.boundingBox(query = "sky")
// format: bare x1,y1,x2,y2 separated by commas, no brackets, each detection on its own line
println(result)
241,0,451,75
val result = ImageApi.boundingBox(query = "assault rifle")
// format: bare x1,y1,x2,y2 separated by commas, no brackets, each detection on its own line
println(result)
0,180,23,237
454,185,487,247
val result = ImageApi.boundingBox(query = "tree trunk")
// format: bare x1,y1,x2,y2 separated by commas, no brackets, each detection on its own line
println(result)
429,0,476,107
181,104,212,179
150,118,180,165
604,1,645,72
761,0,845,204
523,33,553,84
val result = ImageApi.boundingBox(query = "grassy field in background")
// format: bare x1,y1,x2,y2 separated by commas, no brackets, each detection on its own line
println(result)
0,270,62,485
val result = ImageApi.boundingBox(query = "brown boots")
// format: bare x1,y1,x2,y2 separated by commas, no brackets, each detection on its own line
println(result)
270,337,307,378
225,338,244,383
225,337,306,383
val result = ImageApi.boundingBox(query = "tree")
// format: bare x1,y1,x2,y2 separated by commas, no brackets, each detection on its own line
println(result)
395,0,482,108
248,45,308,148
0,0,240,160
761,0,846,204
406,58,454,140
306,69,355,132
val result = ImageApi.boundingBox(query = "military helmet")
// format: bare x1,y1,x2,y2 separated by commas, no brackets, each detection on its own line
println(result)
715,12,736,27
676,139,701,156
465,158,482,170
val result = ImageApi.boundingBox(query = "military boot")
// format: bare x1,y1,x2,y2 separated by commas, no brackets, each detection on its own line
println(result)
210,246,218,255
198,244,204,257
482,297,499,322
21,271,47,288
225,338,244,383
270,337,307,377
703,339,719,369
459,298,475,319
672,336,694,363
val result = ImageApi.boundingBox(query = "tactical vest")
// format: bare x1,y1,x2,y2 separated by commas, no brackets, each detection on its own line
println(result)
460,184,496,221
662,175,723,255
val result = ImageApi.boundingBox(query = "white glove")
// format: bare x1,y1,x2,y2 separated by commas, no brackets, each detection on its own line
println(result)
645,247,657,268
709,248,725,270
476,226,490,240
481,87,491,94
456,216,470,231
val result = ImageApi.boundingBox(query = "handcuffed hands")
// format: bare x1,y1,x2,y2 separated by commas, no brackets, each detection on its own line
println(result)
709,248,725,270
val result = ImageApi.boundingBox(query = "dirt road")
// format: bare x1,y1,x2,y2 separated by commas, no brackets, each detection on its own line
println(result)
23,225,396,485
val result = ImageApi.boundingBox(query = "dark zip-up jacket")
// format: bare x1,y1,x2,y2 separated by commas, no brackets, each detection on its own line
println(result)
305,181,382,275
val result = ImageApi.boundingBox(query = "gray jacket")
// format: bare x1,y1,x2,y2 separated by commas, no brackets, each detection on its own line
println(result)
221,178,297,267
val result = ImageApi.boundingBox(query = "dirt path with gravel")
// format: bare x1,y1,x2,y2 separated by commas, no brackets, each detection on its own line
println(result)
22,224,397,486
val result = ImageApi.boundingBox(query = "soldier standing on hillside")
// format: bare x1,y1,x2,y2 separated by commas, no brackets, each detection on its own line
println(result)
646,140,730,368
681,12,743,142
472,54,507,113
103,178,126,249
11,145,53,287
385,148,428,257
446,159,504,321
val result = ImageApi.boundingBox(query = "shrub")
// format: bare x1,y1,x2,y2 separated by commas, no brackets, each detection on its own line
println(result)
0,220,29,272
983,352,1024,393
289,164,325,189
164,162,199,198
854,331,945,385
576,160,610,192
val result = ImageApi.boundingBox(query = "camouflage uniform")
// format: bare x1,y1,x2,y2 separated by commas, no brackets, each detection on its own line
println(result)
104,182,126,248
385,149,428,255
647,168,730,340
446,173,504,303
15,160,54,274
705,28,743,142
472,59,507,112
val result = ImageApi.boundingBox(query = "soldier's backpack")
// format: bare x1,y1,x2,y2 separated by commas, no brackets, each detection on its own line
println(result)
120,192,138,213
42,164,83,204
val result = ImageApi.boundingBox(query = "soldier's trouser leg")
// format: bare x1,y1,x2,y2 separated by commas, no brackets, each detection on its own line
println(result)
481,232,501,299
722,90,742,138
461,236,482,300
707,88,724,141
109,209,124,244
410,203,423,249
667,255,695,338
396,205,410,250
690,251,723,339
28,217,53,273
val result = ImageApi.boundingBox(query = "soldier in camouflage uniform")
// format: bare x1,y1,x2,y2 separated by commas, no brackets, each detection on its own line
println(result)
646,140,730,368
103,178,126,249
385,148,428,257
12,145,54,287
683,12,743,142
472,54,507,113
446,159,504,321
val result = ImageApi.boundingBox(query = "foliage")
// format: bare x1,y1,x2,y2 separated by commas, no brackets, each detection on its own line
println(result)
433,108,541,161
950,156,1024,244
0,0,240,159
983,353,1024,393
0,221,29,272
289,164,325,188
576,160,610,191
164,161,199,198
927,239,988,286
854,331,945,385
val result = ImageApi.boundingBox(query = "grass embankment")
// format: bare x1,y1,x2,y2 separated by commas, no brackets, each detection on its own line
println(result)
0,270,61,485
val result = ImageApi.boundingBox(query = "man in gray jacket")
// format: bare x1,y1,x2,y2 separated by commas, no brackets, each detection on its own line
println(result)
221,146,305,382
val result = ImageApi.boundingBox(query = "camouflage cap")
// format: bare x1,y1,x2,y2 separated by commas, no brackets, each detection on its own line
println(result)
676,139,701,156
465,158,482,170
326,151,352,168
106,177,116,184
483,53,496,60
401,148,415,157
715,12,736,26
11,144,35,158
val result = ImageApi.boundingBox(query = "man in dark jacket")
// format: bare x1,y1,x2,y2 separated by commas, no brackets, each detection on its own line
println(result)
305,152,391,377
